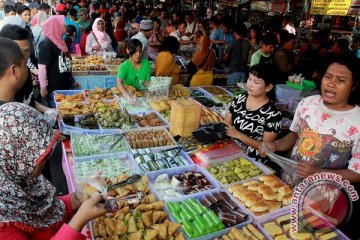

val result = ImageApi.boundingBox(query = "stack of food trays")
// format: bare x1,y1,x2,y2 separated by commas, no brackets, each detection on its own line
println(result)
165,189,252,239
257,207,350,240
70,131,139,182
227,174,293,221
90,173,186,240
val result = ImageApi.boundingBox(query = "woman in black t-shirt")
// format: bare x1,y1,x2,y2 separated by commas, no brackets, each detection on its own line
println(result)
38,15,72,108
224,64,282,165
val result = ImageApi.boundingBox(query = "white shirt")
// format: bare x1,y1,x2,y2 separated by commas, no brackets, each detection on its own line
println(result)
131,31,149,59
185,21,198,35
170,30,181,41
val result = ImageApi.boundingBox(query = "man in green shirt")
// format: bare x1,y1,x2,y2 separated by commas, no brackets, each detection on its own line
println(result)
250,32,278,67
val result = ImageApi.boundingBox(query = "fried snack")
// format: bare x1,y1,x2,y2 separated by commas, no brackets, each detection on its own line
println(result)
141,211,153,228
274,235,289,240
135,203,153,212
104,218,115,232
152,211,162,224
98,222,107,237
175,231,186,240
147,193,156,203
289,231,312,240
264,222,283,238
128,229,143,240
167,222,182,236
128,216,138,233
151,223,168,240
55,93,85,102
114,220,127,235
247,224,265,240
151,201,165,210
144,228,159,240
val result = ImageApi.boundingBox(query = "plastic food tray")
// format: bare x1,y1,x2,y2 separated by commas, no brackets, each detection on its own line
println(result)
257,206,350,240
200,86,234,97
123,127,177,150
56,101,91,116
227,176,293,222
131,147,193,173
117,97,152,113
59,117,100,135
286,80,317,91
206,154,274,189
130,111,170,129
146,164,220,201
54,90,86,103
70,130,128,158
88,186,183,240
165,189,253,240
74,152,139,181
212,222,268,240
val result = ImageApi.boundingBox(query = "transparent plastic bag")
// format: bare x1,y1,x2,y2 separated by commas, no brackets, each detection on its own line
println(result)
44,109,59,127
261,144,301,186
75,174,108,202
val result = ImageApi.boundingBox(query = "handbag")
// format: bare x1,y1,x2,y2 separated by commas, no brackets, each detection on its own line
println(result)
192,123,227,144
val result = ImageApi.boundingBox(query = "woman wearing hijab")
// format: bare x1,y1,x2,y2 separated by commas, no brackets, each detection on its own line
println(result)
85,18,113,55
38,16,72,107
0,102,106,240
32,11,48,58
189,35,216,87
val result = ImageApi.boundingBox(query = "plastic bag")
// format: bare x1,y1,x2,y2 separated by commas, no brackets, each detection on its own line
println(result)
75,174,108,202
261,144,301,186
44,109,59,127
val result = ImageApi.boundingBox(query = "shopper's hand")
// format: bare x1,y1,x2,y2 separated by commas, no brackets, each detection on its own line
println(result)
73,82,81,89
143,81,150,88
297,161,320,178
68,193,106,232
258,141,277,158
40,88,48,98
223,121,239,139
92,46,101,51
54,129,67,142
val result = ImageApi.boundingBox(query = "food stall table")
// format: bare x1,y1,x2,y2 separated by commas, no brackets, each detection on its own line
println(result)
73,75,117,90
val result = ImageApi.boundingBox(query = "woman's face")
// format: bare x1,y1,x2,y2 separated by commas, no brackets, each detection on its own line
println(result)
97,20,105,31
246,73,272,97
199,23,204,32
250,29,256,39
321,63,353,110
21,10,31,24
130,46,142,63
153,21,159,30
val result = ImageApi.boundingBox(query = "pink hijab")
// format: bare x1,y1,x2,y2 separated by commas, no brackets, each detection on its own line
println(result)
42,15,68,53
92,18,110,49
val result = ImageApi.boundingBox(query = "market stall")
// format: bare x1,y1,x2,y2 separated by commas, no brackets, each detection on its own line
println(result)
56,70,351,240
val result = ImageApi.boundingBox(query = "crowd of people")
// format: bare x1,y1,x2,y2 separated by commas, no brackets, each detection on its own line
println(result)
0,0,359,239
